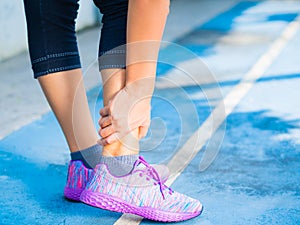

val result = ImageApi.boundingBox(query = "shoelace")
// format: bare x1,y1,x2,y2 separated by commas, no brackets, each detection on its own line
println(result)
132,156,173,200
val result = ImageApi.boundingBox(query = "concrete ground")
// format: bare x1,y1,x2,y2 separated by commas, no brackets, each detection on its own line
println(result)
0,0,299,224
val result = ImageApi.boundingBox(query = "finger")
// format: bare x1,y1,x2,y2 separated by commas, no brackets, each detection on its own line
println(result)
98,133,118,146
138,126,149,139
97,138,106,146
98,125,115,138
99,105,110,117
99,116,112,128
105,133,119,145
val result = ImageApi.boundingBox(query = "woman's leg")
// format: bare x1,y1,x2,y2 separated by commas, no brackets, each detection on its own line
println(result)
23,0,98,153
94,0,139,157
95,0,169,170
23,0,101,201
97,0,170,146
38,69,98,152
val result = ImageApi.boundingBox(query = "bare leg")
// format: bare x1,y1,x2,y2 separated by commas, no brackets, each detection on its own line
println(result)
38,69,98,152
100,68,139,156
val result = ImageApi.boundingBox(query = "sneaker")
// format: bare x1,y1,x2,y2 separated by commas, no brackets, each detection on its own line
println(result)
64,160,94,201
64,159,169,202
80,156,203,222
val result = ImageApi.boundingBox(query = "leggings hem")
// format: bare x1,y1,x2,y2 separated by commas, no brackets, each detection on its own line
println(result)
33,64,82,79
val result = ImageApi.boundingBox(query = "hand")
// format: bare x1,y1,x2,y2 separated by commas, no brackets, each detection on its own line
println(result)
98,80,153,145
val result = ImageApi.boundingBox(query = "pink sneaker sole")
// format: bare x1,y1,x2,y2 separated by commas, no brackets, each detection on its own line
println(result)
80,190,203,222
64,187,84,201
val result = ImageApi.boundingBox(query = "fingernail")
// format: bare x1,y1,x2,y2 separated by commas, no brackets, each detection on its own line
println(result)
97,140,103,146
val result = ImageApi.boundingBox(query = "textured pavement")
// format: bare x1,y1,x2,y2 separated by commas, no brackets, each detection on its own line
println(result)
0,1,300,224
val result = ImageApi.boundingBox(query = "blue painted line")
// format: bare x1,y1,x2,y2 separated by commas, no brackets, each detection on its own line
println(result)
257,73,300,82
201,1,258,32
267,13,298,23
185,73,300,90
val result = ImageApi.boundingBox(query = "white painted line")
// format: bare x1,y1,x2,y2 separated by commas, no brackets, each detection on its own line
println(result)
113,16,300,225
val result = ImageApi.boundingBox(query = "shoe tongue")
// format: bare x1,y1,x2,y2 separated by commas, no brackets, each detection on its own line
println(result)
134,163,160,181
135,163,147,170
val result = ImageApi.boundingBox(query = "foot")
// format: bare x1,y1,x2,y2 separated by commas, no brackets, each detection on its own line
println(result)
64,160,169,201
64,161,94,201
80,156,203,222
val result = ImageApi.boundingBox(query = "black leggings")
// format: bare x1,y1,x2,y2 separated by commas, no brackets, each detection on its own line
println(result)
23,0,127,78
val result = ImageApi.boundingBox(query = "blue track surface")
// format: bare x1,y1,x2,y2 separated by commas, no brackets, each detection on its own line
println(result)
1,1,300,224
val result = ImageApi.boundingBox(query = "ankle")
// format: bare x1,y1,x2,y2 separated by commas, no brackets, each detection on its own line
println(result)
100,154,139,176
102,129,140,157
70,144,102,169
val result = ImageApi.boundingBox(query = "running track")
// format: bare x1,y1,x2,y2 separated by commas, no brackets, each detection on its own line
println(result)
0,1,300,224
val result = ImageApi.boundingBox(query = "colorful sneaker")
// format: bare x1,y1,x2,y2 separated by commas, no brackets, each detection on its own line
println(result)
80,156,203,222
64,160,94,201
64,160,169,202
